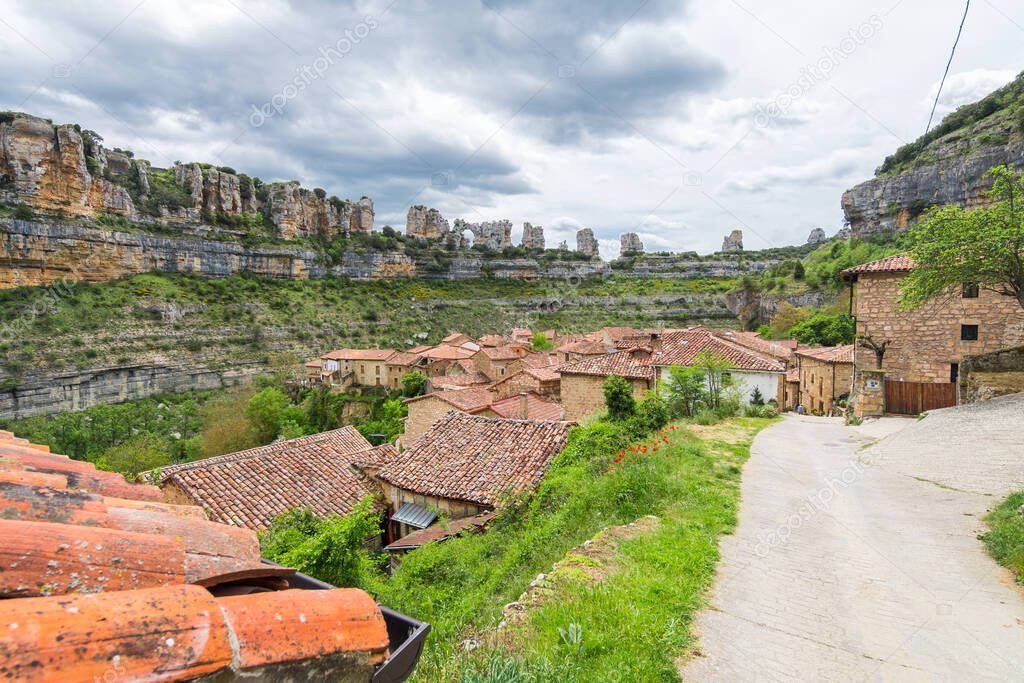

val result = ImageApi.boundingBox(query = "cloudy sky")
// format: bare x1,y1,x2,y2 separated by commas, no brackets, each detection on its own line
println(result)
2,1,1022,257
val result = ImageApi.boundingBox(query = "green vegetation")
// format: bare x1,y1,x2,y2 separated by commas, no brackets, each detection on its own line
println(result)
877,70,1024,177
981,492,1024,585
531,331,555,350
900,166,1024,311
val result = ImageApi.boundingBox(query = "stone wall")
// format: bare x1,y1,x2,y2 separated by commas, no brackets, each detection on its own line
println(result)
403,399,461,445
560,373,650,421
851,272,1024,383
798,358,853,415
0,361,262,420
959,345,1024,403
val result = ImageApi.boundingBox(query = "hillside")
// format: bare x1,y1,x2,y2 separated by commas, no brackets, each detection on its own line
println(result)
842,70,1024,236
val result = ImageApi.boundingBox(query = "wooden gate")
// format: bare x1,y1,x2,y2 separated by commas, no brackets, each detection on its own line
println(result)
884,380,957,415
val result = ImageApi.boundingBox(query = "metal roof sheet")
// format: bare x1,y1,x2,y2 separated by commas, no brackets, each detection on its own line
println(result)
391,502,437,529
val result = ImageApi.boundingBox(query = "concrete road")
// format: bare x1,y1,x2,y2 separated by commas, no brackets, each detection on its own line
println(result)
680,413,1024,682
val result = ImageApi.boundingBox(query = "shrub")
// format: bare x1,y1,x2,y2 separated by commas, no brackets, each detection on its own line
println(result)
95,433,172,480
603,375,636,421
13,203,33,220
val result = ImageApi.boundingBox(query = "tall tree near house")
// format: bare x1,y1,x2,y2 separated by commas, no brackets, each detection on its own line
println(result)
900,165,1024,311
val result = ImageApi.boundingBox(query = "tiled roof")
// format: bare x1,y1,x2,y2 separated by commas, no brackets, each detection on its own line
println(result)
787,368,800,383
479,345,524,361
155,427,380,530
386,351,423,366
556,339,610,355
442,332,473,345
656,327,786,373
0,430,390,680
321,348,396,361
406,387,495,412
795,344,855,363
431,372,492,390
521,351,557,368
487,393,564,421
384,512,494,551
305,358,324,368
407,344,434,354
558,351,654,380
478,334,507,347
839,253,915,279
712,330,798,360
421,345,475,360
377,412,573,507
524,366,561,382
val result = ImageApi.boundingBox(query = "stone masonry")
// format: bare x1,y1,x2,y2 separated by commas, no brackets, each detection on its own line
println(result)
851,272,1024,383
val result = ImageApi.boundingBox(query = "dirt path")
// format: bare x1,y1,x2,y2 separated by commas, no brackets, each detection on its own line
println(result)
680,413,1024,681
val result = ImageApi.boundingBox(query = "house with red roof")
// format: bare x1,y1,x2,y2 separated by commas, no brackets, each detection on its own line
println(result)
794,344,855,415
558,348,656,420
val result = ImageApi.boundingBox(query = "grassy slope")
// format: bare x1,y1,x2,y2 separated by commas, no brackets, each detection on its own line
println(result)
373,417,772,681
0,272,738,380
982,492,1024,585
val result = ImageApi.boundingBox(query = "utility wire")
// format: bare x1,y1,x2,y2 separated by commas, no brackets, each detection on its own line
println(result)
926,0,971,134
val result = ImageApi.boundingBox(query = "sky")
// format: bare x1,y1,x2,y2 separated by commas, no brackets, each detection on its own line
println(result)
1,1,1022,258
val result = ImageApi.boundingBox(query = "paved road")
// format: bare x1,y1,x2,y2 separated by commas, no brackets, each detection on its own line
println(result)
680,414,1024,682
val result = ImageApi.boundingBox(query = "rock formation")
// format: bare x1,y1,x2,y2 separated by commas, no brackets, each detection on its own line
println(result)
620,232,643,255
453,219,512,250
521,222,544,249
806,227,827,244
0,113,371,240
576,227,599,257
721,229,743,252
406,205,450,239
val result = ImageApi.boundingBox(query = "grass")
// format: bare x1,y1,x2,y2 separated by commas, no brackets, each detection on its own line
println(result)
372,416,773,681
981,492,1024,585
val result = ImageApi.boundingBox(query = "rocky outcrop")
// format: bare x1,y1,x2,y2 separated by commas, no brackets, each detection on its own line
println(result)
0,115,137,221
0,113,371,240
620,232,643,254
453,219,512,251
521,222,544,249
406,205,449,239
576,228,599,257
725,288,827,330
721,229,743,252
337,251,416,279
806,227,827,244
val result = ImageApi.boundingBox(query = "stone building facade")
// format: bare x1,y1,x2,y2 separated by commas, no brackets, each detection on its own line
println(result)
794,345,854,415
842,255,1024,384
560,373,651,421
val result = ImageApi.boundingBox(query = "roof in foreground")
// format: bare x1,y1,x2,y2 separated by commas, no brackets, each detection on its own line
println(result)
155,427,391,530
488,392,565,421
839,253,915,279
377,411,573,507
0,429,390,680
795,344,856,363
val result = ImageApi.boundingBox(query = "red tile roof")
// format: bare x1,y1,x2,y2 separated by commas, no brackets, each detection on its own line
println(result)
556,339,610,355
407,344,434,354
430,372,492,390
524,366,561,382
154,427,381,530
521,351,557,368
442,332,474,345
655,327,786,373
487,393,564,421
839,253,915,279
406,387,495,412
377,412,573,507
478,334,507,347
386,351,423,366
795,344,855,363
479,345,525,361
321,348,396,361
712,330,798,361
0,431,390,680
421,345,475,360
558,351,654,381
384,512,493,551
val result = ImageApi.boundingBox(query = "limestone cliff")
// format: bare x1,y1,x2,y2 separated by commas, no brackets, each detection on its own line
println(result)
842,72,1024,236
0,112,371,240
620,232,643,254
576,228,599,257
521,222,544,249
406,205,450,239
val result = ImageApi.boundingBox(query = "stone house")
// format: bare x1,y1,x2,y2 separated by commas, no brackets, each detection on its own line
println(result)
554,338,611,364
489,366,561,400
794,345,855,415
401,388,495,444
840,254,1024,395
651,327,787,406
418,345,476,377
473,345,529,381
475,392,564,421
320,348,396,388
154,427,396,530
558,350,655,420
385,351,428,390
375,411,572,542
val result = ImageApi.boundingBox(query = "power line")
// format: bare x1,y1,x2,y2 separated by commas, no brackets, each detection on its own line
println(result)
925,0,971,134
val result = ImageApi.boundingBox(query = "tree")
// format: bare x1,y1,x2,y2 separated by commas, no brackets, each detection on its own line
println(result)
900,165,1024,311
857,334,891,369
246,387,291,443
693,350,733,410
401,371,428,397
603,375,636,421
768,301,810,339
356,398,407,443
750,386,765,406
531,331,555,350
663,364,706,417
788,312,854,346
198,387,259,457
96,434,171,481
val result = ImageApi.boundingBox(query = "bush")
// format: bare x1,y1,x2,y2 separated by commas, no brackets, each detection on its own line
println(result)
692,409,719,425
743,404,778,418
603,375,636,421
13,203,33,220
96,433,172,480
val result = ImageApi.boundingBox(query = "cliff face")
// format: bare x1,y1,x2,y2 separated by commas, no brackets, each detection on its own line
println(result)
842,72,1024,236
0,113,371,239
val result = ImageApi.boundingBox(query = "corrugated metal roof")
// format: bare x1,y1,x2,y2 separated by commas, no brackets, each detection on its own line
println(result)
391,502,437,529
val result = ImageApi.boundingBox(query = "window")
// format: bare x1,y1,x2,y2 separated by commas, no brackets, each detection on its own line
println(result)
962,283,979,298
960,324,979,342
950,363,959,383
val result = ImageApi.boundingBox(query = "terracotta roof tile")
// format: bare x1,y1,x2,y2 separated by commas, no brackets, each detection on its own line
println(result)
524,366,561,382
795,344,855,363
558,351,654,380
655,327,786,373
321,348,396,361
384,512,494,551
478,334,507,347
840,253,914,279
407,387,495,412
0,430,395,681
155,427,377,531
407,344,434,354
479,345,525,361
555,339,610,355
420,345,475,360
386,351,423,366
430,372,492,390
487,393,564,421
378,412,573,507
711,330,797,361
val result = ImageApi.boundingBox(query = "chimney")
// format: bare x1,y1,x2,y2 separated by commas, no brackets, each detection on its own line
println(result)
519,392,530,420
650,332,662,353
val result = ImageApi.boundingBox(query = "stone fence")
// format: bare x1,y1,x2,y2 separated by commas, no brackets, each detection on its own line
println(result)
959,345,1024,403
